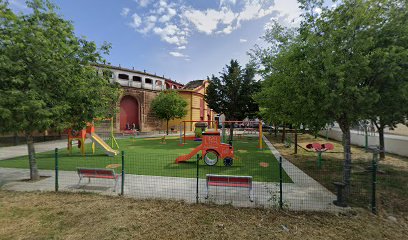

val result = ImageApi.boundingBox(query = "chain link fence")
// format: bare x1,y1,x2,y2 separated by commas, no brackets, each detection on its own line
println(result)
0,135,389,214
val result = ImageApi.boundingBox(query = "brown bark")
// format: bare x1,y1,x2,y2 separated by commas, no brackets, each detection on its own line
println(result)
378,126,385,159
274,124,277,137
294,128,298,154
229,124,234,142
26,133,40,180
166,120,169,135
281,125,286,143
339,123,352,198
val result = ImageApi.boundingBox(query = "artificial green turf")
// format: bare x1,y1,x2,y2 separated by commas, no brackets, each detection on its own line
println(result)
0,136,291,182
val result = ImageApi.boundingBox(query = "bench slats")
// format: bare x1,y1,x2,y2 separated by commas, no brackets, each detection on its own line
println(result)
206,174,253,202
208,182,251,188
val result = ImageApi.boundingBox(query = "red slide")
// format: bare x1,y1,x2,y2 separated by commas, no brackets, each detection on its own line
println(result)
175,145,203,163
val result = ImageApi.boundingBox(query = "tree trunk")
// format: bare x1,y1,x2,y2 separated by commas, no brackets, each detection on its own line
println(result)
166,120,169,135
339,123,352,198
274,124,277,137
281,125,286,143
378,125,385,159
14,132,19,146
26,133,40,180
229,124,234,142
294,128,298,154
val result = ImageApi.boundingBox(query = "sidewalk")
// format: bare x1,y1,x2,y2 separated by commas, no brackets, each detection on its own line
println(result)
0,133,181,161
0,140,68,161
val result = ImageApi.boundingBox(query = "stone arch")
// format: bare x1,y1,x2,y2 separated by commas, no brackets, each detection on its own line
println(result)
119,95,140,130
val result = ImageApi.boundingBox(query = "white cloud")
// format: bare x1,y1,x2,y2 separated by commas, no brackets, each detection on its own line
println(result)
130,13,142,28
183,9,221,35
220,0,237,6
121,8,130,17
126,0,301,46
135,0,151,8
269,0,302,26
177,46,186,50
153,25,187,46
158,7,177,23
239,38,247,43
169,51,186,57
313,7,322,15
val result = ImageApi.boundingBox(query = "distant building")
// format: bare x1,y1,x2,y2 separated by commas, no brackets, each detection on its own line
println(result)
94,64,184,132
168,80,216,132
94,64,215,133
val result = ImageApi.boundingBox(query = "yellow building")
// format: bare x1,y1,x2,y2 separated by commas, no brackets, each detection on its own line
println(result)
168,80,216,132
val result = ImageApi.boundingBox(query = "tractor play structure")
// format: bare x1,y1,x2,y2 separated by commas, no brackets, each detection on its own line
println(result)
178,120,264,150
68,119,119,157
175,131,234,166
306,142,334,168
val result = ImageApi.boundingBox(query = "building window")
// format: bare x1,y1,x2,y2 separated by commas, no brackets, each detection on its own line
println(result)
145,78,152,84
118,74,129,80
133,76,142,82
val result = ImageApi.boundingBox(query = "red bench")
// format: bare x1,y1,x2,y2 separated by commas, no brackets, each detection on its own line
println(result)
77,168,121,192
205,174,253,202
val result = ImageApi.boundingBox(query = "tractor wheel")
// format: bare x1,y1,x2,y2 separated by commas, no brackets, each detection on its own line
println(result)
223,157,233,167
204,150,219,166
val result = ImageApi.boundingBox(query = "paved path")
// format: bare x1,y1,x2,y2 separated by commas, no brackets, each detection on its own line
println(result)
0,140,68,161
262,136,341,212
0,133,181,161
0,137,344,212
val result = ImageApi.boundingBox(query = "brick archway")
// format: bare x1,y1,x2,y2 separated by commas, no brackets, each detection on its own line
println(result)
120,95,139,130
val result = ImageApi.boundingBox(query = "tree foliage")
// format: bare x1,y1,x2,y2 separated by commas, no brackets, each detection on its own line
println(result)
205,60,260,140
151,91,188,135
251,0,408,197
0,0,122,179
205,60,260,120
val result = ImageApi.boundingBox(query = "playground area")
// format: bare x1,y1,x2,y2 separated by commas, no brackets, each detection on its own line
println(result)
0,134,287,182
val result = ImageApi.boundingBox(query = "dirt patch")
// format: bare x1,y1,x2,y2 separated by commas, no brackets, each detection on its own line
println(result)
18,176,50,182
0,190,407,240
266,133,408,217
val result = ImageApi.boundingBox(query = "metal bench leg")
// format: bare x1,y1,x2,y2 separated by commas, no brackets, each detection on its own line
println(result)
113,178,118,192
78,176,82,186
205,181,209,199
249,187,254,202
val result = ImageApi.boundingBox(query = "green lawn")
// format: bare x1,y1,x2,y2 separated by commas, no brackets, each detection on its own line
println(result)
0,136,291,182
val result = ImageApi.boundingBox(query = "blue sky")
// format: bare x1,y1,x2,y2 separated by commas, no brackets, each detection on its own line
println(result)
9,0,303,84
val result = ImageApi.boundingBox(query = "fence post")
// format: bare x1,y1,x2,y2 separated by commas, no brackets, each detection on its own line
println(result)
371,151,378,214
196,154,199,204
121,151,125,196
279,156,283,209
55,148,59,192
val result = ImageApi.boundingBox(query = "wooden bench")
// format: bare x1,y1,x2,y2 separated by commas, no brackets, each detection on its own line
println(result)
205,174,253,202
77,168,121,192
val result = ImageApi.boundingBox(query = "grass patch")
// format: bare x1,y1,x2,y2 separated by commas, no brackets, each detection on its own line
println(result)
0,136,291,182
266,133,408,216
0,190,406,240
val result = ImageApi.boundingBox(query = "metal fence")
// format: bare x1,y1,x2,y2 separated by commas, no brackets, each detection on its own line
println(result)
47,148,380,213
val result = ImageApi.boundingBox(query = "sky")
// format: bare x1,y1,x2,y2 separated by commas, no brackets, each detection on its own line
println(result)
8,0,304,84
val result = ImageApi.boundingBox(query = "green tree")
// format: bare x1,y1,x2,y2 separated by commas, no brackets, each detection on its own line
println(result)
365,0,408,159
0,0,121,180
205,60,260,141
151,91,188,135
252,21,328,151
252,0,406,198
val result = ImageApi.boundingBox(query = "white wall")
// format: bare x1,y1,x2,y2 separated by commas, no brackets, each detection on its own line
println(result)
319,128,408,157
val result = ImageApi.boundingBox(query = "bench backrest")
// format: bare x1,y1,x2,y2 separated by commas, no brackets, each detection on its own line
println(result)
77,168,115,177
207,174,252,184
